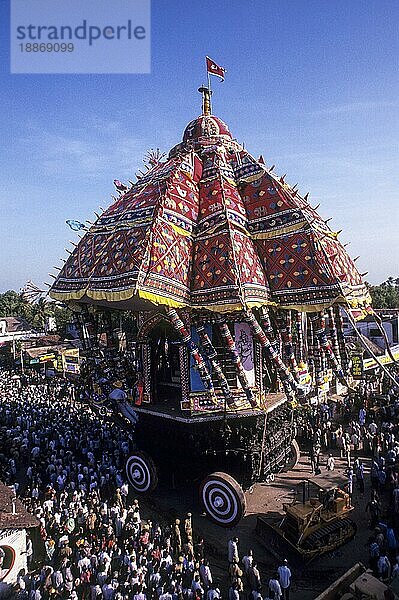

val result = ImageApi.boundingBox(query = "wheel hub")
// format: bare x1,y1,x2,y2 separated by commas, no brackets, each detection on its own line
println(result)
132,469,141,480
213,495,224,508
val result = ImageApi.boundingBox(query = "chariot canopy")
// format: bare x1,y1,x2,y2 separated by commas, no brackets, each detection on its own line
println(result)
49,88,371,316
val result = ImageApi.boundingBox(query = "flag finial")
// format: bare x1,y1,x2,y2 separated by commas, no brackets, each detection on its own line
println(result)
198,86,212,116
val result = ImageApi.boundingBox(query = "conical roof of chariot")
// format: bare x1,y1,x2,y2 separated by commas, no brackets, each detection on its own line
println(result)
50,88,371,314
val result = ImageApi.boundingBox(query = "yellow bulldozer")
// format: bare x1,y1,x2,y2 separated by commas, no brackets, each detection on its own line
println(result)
256,479,357,562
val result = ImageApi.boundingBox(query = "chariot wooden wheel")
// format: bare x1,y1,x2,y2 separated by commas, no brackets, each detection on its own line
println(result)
200,472,246,527
125,451,158,493
285,439,300,470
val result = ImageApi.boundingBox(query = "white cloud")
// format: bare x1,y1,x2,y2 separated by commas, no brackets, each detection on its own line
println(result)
18,120,146,179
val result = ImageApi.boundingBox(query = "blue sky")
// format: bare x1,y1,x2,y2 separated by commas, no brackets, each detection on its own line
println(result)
0,0,398,292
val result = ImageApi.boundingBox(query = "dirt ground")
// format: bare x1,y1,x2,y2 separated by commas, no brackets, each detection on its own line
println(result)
140,447,374,599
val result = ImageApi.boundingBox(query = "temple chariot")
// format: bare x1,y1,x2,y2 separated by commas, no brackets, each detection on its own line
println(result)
49,69,371,526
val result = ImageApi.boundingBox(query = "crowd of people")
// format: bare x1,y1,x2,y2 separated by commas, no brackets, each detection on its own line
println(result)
297,376,399,589
2,364,399,598
0,370,292,600
226,538,291,600
361,390,399,585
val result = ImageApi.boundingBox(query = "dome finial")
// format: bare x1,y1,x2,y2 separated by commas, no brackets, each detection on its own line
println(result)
198,85,212,116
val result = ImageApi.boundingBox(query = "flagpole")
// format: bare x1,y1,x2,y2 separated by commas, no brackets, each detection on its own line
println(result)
207,61,212,114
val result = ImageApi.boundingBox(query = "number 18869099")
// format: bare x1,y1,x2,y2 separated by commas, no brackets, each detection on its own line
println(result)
19,43,74,52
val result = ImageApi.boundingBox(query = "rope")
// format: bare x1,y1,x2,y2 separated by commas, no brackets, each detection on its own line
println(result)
372,311,399,366
345,308,399,388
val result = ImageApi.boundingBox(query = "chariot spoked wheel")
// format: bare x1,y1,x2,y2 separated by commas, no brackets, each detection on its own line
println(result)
125,451,158,493
200,472,246,527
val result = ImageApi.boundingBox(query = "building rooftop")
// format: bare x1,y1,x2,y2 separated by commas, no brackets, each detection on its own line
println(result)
0,481,38,530
0,316,33,335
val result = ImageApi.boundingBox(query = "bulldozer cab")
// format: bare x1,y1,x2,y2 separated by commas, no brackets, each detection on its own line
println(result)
286,479,352,515
282,479,353,544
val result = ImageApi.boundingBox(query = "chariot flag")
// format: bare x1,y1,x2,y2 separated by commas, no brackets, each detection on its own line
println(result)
66,219,86,231
206,56,225,81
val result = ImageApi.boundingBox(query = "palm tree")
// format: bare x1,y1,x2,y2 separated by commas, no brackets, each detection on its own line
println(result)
31,297,52,332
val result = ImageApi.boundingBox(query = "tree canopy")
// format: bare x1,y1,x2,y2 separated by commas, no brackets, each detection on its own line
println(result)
368,277,399,309
0,290,71,334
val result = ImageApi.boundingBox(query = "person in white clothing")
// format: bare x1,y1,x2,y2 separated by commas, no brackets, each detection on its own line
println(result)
242,549,253,576
268,574,282,599
277,560,291,600
228,537,239,563
369,421,378,435
206,583,220,600
326,454,335,471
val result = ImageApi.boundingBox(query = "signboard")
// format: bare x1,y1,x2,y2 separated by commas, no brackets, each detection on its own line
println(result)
363,344,399,371
39,353,55,362
65,363,79,374
62,348,80,374
351,354,363,379
56,355,64,372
